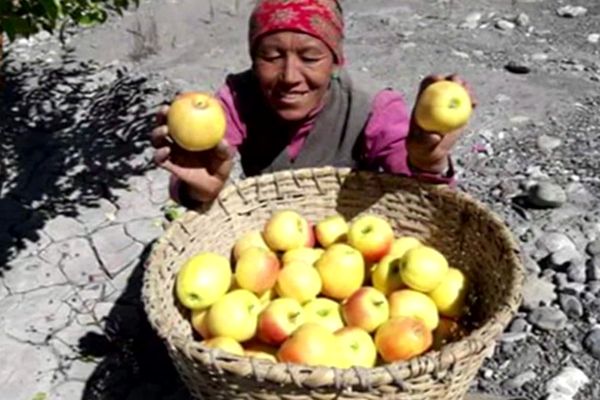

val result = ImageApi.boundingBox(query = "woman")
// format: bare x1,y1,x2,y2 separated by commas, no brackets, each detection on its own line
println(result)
150,0,475,208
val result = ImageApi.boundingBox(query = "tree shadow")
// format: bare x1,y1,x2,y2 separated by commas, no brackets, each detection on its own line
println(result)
0,45,160,274
78,243,190,400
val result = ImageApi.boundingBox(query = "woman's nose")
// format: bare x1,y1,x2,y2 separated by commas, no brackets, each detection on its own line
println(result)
281,56,303,86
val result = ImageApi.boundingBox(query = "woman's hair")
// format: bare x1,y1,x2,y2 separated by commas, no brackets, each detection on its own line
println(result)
248,0,345,63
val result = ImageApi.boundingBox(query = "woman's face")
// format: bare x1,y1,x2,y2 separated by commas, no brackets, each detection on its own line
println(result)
253,31,337,122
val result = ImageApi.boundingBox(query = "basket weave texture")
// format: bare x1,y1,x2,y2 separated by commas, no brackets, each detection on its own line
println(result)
143,167,524,400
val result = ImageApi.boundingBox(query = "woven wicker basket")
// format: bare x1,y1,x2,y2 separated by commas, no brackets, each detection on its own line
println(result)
143,166,524,400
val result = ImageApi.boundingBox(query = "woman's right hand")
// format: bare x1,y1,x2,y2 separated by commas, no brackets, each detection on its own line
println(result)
150,105,233,203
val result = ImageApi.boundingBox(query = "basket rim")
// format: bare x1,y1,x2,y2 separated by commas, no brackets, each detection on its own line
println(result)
142,166,525,389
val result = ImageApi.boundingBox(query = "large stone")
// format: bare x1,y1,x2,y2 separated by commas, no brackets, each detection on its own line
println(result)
545,367,589,400
528,182,567,208
0,286,79,343
527,307,568,331
40,238,105,285
536,232,575,255
521,275,557,310
125,219,163,244
49,381,86,400
4,256,67,293
75,198,118,231
91,225,144,277
112,187,162,222
0,339,58,400
43,215,86,241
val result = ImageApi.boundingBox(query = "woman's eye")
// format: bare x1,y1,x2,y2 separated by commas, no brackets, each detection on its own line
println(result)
260,53,282,62
301,56,321,63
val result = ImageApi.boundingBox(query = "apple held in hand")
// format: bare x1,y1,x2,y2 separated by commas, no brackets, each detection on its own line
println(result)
277,323,339,367
400,245,449,293
341,287,389,333
315,214,349,248
176,252,232,310
389,289,439,331
375,317,433,362
207,289,261,342
371,253,405,296
263,210,313,252
202,336,245,357
428,267,469,318
233,229,270,260
414,80,473,134
347,215,394,263
234,247,280,295
335,327,378,368
276,260,322,304
257,297,306,346
167,92,227,151
303,298,345,333
315,243,365,300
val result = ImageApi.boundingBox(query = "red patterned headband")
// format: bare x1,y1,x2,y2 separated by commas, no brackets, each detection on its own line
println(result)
248,0,345,64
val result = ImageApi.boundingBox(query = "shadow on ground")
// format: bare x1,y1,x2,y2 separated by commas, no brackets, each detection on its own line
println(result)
79,243,189,400
0,45,159,274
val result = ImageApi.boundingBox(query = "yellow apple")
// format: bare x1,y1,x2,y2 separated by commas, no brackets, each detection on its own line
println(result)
414,80,473,134
400,245,449,293
389,236,422,257
243,341,278,362
232,229,270,260
347,215,394,263
315,214,349,248
388,289,439,331
282,247,324,266
263,210,313,252
371,253,405,296
428,267,469,318
277,323,339,367
335,327,378,368
375,317,433,362
303,298,345,333
257,297,306,346
175,252,232,310
235,247,280,295
341,287,389,333
315,243,365,300
167,92,226,151
191,308,211,339
258,288,277,310
207,289,261,342
202,336,245,356
275,260,322,304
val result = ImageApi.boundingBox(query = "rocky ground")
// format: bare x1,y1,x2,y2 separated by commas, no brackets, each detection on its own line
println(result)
1,0,599,399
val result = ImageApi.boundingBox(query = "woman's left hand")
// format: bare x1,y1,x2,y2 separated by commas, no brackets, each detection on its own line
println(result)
406,74,477,174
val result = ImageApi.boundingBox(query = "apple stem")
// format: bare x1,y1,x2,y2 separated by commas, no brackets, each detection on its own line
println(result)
194,99,208,109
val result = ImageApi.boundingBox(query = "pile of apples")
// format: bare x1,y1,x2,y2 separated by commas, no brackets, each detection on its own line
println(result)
175,210,470,368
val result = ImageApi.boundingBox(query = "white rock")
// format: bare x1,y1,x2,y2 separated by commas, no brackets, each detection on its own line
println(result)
545,367,589,399
588,33,600,44
557,6,587,18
